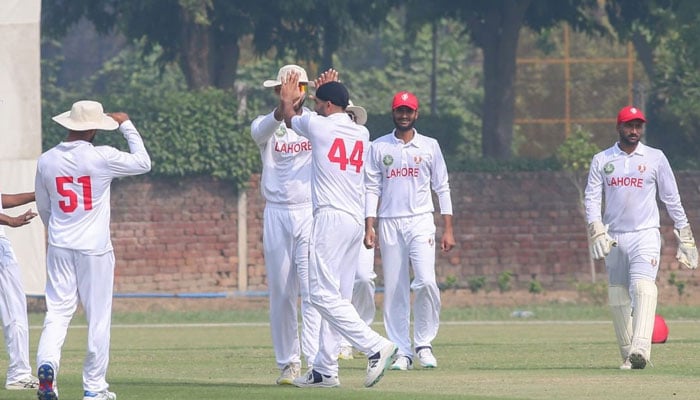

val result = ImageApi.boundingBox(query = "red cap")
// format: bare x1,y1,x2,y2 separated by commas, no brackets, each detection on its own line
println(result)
617,106,646,124
392,91,419,111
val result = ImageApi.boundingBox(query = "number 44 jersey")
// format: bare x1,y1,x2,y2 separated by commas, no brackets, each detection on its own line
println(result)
34,120,151,254
291,112,369,221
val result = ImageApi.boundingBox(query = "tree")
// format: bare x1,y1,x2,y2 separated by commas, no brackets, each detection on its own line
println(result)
402,0,605,159
41,0,394,90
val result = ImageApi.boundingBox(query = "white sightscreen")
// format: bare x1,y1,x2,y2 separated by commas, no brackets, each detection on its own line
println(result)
0,0,46,295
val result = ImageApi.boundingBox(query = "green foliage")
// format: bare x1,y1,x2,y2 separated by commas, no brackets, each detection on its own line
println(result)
41,41,260,190
668,271,687,299
467,276,487,294
529,275,544,295
439,275,459,292
497,270,513,293
573,280,608,306
555,125,600,175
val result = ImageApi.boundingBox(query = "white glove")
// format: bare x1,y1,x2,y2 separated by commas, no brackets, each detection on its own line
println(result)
588,221,617,260
674,225,698,269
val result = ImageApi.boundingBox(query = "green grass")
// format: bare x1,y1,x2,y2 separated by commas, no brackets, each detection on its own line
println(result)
4,304,700,399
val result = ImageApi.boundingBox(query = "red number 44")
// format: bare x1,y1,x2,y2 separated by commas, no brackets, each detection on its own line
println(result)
327,138,364,173
56,176,93,212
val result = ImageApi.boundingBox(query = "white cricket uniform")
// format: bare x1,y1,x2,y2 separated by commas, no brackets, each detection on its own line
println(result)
0,199,33,386
35,121,151,393
585,142,689,284
291,111,392,377
365,129,453,360
250,109,320,370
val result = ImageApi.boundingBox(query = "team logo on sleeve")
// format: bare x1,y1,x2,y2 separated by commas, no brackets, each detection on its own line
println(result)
275,125,287,137
603,163,615,175
637,164,647,174
382,155,394,166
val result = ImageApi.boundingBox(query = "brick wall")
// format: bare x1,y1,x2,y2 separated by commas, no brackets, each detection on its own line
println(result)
110,171,700,293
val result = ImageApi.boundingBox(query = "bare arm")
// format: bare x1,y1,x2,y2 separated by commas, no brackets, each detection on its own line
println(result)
441,214,455,252
1,192,35,208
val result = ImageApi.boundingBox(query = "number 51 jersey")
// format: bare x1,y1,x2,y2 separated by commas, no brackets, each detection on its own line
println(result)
35,122,151,254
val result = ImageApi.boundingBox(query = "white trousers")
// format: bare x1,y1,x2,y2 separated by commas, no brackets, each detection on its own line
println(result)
36,246,115,393
309,209,389,376
340,245,376,350
262,203,320,369
0,237,32,385
378,213,440,359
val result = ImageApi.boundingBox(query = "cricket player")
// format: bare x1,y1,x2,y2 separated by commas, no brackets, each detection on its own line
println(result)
250,64,321,385
339,101,377,361
279,70,397,388
584,105,698,370
0,192,39,390
35,100,151,400
364,91,455,371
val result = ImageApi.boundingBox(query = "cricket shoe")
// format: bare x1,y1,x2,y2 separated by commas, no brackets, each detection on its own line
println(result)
292,368,339,388
338,345,354,360
5,375,39,390
391,355,413,371
416,346,437,368
276,363,300,385
364,342,398,387
619,358,632,370
37,364,57,400
83,390,116,400
628,352,647,370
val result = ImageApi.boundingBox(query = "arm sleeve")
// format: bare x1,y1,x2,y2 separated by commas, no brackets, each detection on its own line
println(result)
657,154,689,229
101,120,152,177
584,155,603,224
431,141,453,215
250,111,280,146
364,142,381,218
34,168,50,226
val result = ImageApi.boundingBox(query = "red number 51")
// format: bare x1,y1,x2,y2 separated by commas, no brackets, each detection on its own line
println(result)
56,176,93,212
327,138,364,173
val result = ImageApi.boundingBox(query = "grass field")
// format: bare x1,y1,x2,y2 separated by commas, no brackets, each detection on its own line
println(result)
2,304,700,400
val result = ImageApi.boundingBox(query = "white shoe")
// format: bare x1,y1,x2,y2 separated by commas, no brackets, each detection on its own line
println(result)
83,390,117,400
390,356,413,371
5,375,39,390
620,358,632,370
416,346,438,368
338,345,354,360
364,342,398,387
276,363,301,385
292,368,340,388
628,352,647,369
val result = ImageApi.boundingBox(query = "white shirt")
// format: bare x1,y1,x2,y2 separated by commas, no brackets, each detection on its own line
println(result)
584,141,688,232
35,121,151,254
365,130,453,218
291,111,369,220
250,109,312,205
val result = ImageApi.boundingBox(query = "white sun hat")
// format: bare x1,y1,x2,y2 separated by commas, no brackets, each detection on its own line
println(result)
263,64,314,88
347,100,367,125
52,100,119,131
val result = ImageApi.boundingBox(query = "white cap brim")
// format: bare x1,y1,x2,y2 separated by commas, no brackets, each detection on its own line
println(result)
347,105,367,125
52,110,119,131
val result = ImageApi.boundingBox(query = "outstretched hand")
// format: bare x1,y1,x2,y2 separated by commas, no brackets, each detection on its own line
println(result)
2,209,37,228
314,68,339,88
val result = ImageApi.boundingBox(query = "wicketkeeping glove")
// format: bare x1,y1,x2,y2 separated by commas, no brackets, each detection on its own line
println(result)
588,221,617,260
674,225,698,269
